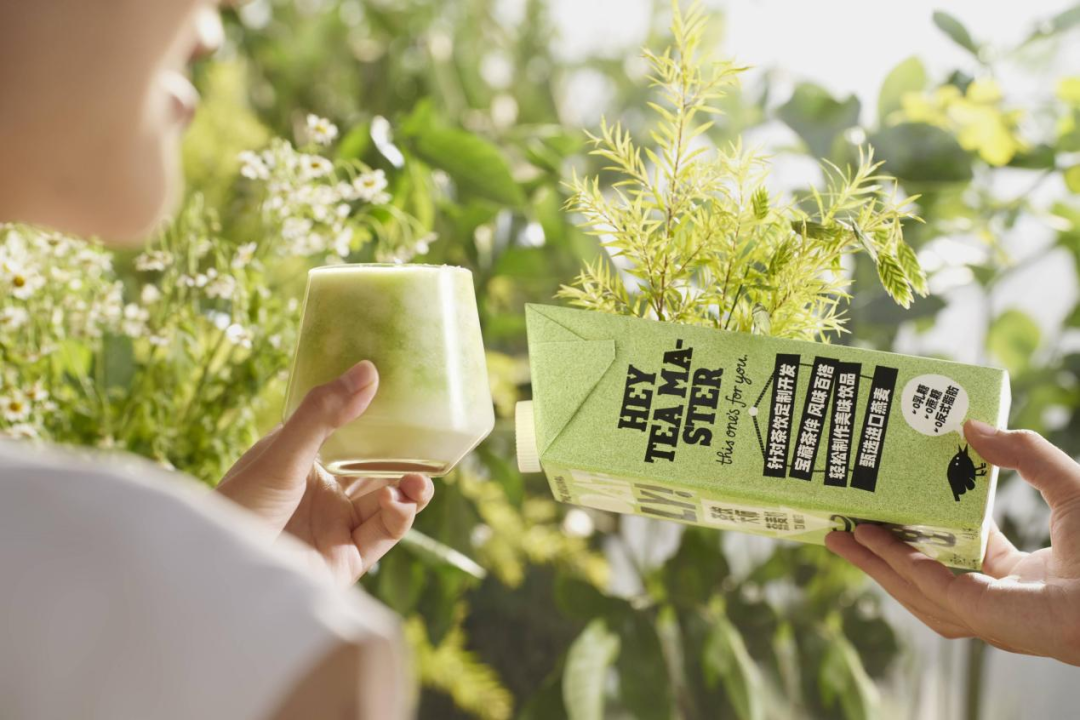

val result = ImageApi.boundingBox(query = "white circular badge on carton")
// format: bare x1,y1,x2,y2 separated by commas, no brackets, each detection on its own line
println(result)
900,374,969,436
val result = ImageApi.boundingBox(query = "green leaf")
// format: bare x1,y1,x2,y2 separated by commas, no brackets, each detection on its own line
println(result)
777,83,861,158
895,240,929,296
877,56,927,122
615,613,673,720
377,550,424,613
401,106,525,207
1065,165,1080,194
100,335,135,390
987,309,1042,376
563,619,620,720
818,631,879,720
932,11,980,56
752,187,769,220
336,122,371,161
1007,144,1057,170
870,123,973,184
875,252,914,309
1026,4,1080,42
703,615,764,720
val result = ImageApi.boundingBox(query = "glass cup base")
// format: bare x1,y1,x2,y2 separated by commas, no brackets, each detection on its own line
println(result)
322,457,450,478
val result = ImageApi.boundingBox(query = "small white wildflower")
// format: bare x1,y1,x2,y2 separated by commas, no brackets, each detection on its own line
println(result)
239,150,270,180
135,250,173,272
0,306,29,331
141,284,162,304
305,114,339,146
282,217,313,241
232,242,258,269
210,311,231,330
148,334,170,348
333,227,354,258
335,181,359,201
371,191,391,205
299,154,334,180
25,381,48,404
268,333,283,349
193,239,214,259
121,303,150,336
4,261,45,300
335,203,351,219
205,274,238,300
2,423,39,440
0,392,31,423
225,323,253,349
352,170,388,202
286,298,300,314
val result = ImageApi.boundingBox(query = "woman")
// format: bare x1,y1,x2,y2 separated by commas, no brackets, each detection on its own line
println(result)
0,1,434,717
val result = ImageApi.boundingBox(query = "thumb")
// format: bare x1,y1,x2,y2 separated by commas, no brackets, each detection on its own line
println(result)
220,361,379,526
965,419,1080,509
260,360,380,480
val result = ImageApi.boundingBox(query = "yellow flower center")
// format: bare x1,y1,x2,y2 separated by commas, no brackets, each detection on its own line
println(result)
13,275,26,288
9,401,23,413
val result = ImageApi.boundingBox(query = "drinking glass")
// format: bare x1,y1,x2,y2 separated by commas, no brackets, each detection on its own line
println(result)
284,264,495,477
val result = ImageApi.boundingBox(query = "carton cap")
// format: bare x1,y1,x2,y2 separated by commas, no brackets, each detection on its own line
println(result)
515,401,542,473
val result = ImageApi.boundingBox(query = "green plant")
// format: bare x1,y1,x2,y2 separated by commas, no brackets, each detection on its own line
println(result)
561,1,926,343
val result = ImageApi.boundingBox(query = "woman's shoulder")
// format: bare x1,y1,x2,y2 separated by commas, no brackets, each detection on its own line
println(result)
0,439,406,720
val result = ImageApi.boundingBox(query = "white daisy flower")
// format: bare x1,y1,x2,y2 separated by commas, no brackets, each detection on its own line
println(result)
232,242,258,269
134,250,173,272
1,423,38,441
352,170,388,202
332,227,354,258
25,381,48,404
141,284,162,304
4,261,44,300
299,154,334,180
306,114,339,146
205,274,238,300
0,306,29,331
225,323,253,349
0,392,31,423
238,150,270,180
121,303,150,337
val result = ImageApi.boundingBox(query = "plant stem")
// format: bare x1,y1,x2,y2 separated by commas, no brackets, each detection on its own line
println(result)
964,639,986,720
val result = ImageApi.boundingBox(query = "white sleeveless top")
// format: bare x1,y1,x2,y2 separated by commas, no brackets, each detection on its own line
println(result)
0,440,409,720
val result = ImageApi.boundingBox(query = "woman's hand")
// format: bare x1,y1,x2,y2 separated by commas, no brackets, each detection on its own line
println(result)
216,361,434,586
826,419,1080,666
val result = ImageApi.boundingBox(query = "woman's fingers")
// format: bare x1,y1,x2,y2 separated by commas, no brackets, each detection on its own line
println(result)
217,361,378,531
351,478,427,577
965,420,1080,509
981,522,1025,579
259,361,379,480
398,474,434,511
826,532,971,639
852,524,959,601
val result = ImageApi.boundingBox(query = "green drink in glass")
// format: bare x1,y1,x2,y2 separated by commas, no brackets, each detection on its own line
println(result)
284,264,495,477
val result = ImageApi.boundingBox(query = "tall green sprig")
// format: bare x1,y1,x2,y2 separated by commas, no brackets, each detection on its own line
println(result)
560,0,927,341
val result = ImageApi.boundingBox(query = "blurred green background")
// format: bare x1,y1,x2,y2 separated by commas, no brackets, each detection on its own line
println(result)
187,0,1080,717
16,0,1080,717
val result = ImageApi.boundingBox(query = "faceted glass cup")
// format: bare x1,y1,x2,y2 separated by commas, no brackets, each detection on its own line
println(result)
284,264,495,477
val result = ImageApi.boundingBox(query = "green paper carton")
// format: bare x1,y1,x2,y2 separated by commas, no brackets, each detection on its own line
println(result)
516,304,1011,570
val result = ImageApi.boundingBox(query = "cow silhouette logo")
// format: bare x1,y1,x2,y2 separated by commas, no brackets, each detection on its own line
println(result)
947,444,986,502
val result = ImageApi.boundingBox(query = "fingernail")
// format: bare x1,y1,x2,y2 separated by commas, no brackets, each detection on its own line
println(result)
965,418,997,438
342,360,377,393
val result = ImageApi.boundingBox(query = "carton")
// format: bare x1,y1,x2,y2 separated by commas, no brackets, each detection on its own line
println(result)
515,304,1011,570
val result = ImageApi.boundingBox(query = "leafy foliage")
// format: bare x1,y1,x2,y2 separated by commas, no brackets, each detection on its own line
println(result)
560,1,927,341
3,0,1079,718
